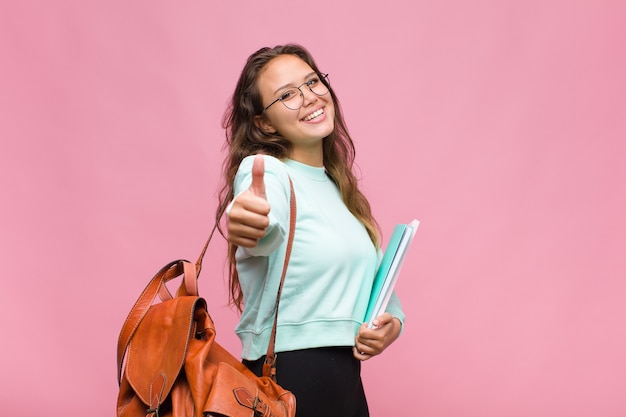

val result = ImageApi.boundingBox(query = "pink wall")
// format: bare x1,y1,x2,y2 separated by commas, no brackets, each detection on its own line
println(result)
1,1,625,416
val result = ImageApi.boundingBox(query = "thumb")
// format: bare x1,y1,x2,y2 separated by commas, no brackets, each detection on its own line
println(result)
250,154,266,200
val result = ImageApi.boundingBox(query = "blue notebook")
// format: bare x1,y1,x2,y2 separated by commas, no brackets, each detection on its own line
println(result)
364,219,419,328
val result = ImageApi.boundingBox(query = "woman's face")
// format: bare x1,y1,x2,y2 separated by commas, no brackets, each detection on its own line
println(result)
255,54,335,157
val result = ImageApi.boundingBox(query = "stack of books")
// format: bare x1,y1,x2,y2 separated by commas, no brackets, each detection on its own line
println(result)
364,219,420,328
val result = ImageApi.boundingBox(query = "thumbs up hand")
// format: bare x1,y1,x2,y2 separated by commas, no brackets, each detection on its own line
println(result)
227,155,271,248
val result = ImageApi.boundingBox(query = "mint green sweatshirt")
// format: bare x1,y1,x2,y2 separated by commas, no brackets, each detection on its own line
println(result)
231,155,405,360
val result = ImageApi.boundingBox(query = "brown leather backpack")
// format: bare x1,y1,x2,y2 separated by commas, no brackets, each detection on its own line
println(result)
116,183,297,417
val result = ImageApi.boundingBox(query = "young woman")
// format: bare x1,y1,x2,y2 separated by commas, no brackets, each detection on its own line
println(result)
217,44,405,417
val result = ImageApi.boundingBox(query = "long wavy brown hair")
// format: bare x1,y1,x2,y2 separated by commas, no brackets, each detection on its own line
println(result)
217,44,380,311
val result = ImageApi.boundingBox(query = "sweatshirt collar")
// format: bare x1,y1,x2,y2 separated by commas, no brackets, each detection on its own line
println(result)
284,158,328,182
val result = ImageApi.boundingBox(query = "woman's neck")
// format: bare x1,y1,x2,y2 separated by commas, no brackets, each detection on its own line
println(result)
288,146,324,167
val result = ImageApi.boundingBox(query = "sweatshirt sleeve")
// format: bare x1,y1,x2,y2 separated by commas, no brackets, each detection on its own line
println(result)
231,155,292,257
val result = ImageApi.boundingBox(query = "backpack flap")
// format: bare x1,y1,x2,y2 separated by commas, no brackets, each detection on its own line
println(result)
124,296,210,407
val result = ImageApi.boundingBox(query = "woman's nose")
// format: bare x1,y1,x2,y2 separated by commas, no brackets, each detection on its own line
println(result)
300,87,318,106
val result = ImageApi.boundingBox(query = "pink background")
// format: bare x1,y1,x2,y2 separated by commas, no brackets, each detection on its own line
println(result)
1,1,625,416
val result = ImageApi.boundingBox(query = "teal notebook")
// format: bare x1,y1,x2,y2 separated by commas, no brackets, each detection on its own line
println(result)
364,219,419,328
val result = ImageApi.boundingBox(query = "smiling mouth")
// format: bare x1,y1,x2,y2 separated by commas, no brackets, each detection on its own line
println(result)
302,108,324,121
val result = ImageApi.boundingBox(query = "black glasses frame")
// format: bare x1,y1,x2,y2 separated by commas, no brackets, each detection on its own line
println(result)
263,73,330,112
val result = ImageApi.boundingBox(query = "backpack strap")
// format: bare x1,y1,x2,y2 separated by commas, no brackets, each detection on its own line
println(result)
263,178,296,380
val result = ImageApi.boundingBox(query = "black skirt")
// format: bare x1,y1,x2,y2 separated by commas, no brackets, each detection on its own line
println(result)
243,346,369,417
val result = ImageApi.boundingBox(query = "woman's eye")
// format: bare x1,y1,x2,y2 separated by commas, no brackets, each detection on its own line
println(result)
280,89,298,101
307,78,319,87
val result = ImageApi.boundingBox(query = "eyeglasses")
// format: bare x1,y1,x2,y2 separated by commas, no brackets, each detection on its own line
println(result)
263,73,330,112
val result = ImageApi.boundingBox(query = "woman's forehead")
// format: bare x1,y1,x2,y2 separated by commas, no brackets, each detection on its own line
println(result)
259,55,314,89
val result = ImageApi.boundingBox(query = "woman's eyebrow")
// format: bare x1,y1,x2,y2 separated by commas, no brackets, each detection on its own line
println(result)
273,71,317,94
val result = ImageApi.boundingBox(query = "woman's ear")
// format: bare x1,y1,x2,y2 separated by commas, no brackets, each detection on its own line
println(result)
254,115,277,134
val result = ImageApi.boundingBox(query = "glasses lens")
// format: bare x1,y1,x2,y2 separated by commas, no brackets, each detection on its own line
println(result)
281,88,303,110
310,75,330,96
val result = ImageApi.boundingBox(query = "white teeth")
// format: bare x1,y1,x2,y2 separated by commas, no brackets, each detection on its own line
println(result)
303,108,324,121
